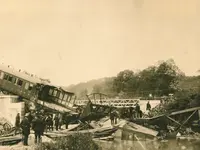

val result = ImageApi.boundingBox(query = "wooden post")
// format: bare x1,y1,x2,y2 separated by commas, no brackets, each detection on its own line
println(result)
198,110,200,120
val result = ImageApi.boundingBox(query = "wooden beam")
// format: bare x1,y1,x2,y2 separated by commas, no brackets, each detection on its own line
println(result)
177,110,197,131
165,115,182,126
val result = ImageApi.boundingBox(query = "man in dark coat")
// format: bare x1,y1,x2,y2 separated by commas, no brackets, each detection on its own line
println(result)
54,114,59,131
28,112,33,124
63,112,71,129
135,103,140,118
110,111,115,125
20,114,31,146
15,113,20,135
146,101,151,111
32,114,44,144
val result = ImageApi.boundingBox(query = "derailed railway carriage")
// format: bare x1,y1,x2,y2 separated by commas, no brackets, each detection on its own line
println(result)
0,64,75,111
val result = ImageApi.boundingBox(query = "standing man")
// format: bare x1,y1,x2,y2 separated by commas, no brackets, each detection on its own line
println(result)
15,113,20,135
28,112,33,124
135,103,140,118
110,111,115,125
54,114,59,131
20,113,31,146
129,107,133,119
32,114,44,144
63,112,71,129
114,110,119,124
146,101,151,111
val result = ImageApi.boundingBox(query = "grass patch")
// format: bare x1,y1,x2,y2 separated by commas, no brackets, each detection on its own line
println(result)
36,133,101,150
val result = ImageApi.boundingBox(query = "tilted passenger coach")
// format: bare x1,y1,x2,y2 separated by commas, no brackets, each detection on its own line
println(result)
0,64,75,109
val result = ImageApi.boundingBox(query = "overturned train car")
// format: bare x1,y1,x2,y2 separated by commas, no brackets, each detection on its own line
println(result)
0,65,76,113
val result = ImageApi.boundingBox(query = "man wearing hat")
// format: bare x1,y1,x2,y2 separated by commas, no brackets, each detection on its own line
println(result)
32,114,44,144
20,113,31,146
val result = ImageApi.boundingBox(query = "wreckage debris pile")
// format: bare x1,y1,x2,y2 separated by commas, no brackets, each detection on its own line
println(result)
149,104,167,117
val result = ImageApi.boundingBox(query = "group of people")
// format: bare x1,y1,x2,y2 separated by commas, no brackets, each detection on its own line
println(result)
110,110,119,125
15,110,72,146
111,101,152,121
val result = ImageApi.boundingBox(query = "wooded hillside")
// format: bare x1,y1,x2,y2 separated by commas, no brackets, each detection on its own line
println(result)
65,59,200,101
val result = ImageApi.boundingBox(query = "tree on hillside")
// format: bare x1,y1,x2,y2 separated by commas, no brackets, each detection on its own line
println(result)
78,89,88,99
137,66,157,96
155,59,183,96
92,84,102,93
113,69,134,93
112,59,183,98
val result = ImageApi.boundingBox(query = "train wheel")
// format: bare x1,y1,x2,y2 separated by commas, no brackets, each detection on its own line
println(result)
3,123,11,131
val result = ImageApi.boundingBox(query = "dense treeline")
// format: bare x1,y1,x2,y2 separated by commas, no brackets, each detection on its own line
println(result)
67,59,185,98
65,59,200,111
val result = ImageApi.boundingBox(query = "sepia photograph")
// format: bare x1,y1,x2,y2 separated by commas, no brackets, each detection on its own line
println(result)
0,0,199,149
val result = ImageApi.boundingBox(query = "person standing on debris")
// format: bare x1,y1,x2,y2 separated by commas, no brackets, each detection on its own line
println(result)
41,114,46,135
54,114,59,131
28,111,33,124
63,112,71,129
139,110,143,118
110,111,115,125
135,103,140,118
20,113,31,146
129,107,133,119
114,110,119,124
15,113,20,135
32,114,44,144
146,101,151,111
45,115,52,131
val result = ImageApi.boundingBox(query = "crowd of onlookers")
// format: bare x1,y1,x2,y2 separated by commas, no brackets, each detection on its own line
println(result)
15,101,152,146
15,110,73,146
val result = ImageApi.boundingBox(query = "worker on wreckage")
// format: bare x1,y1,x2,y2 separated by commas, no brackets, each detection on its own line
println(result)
54,114,60,131
146,101,151,111
110,109,119,125
135,102,140,118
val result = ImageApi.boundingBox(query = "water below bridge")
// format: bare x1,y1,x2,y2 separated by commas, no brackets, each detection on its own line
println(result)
97,136,200,150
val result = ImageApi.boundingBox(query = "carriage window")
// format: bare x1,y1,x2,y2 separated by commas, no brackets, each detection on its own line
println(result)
17,79,23,86
63,94,68,101
57,91,60,98
12,77,16,83
49,89,53,95
53,90,57,97
25,82,29,90
0,72,4,79
14,78,18,84
8,76,13,82
28,83,34,90
59,93,63,100
3,74,9,80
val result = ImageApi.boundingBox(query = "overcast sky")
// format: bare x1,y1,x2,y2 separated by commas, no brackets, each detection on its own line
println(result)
0,0,199,86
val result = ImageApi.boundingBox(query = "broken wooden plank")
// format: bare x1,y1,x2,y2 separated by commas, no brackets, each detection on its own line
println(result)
165,115,182,126
169,107,200,116
177,110,197,131
0,135,22,146
115,121,158,137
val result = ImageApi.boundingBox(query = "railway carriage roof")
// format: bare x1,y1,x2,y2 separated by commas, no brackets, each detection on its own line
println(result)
0,64,75,94
0,64,50,84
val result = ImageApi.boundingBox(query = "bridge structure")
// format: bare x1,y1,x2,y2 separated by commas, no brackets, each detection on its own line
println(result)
74,99,140,108
74,92,140,108
74,93,161,110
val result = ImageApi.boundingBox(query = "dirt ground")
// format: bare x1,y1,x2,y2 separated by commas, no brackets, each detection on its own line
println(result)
0,134,53,150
